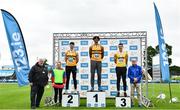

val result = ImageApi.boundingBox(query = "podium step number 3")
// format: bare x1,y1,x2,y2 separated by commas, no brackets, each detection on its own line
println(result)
87,91,106,107
62,93,80,107
116,97,131,108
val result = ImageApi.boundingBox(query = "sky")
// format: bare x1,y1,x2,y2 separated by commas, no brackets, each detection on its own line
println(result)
0,0,179,67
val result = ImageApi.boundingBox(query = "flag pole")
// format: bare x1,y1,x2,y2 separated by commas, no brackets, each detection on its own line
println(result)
168,81,172,103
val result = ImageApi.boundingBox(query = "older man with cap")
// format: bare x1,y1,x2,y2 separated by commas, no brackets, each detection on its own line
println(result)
128,58,142,107
28,58,49,109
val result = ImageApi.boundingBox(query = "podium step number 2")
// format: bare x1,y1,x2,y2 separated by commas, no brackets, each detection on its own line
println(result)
87,91,106,107
62,93,80,107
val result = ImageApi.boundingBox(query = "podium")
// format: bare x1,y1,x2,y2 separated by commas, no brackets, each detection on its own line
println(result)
87,90,106,107
62,92,80,107
116,96,131,108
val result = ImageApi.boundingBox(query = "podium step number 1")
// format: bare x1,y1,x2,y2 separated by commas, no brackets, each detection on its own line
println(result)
62,93,80,107
87,91,106,107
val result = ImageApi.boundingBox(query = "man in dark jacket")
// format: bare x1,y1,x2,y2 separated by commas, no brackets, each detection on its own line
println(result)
28,58,48,109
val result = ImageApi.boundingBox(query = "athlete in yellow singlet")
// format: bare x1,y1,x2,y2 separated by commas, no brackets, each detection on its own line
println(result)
65,42,79,93
114,43,128,97
89,36,104,91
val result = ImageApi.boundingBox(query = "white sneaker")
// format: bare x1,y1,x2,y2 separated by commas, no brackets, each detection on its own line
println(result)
64,89,68,94
73,90,77,94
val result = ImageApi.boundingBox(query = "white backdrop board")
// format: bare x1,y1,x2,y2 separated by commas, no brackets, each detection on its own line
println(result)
59,39,140,97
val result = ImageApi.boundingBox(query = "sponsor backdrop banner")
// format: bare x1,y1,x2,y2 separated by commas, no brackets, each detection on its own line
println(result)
59,39,141,97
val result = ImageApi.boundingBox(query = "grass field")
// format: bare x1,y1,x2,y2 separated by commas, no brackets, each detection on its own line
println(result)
0,83,180,109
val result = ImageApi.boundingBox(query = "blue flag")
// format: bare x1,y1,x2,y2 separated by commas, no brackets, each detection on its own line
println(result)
153,3,170,82
1,9,30,86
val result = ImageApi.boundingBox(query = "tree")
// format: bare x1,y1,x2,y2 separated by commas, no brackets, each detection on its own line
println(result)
147,46,158,67
147,43,172,76
147,46,158,76
155,43,172,65
170,65,180,77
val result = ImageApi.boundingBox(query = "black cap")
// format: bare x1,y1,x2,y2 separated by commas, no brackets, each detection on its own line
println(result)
93,36,100,40
70,42,75,45
118,43,123,46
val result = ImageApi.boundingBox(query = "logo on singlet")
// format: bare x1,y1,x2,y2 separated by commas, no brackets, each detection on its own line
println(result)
68,57,74,62
118,57,124,62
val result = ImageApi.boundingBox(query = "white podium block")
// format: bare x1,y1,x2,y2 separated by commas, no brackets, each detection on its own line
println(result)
87,91,106,107
62,93,80,107
116,97,131,108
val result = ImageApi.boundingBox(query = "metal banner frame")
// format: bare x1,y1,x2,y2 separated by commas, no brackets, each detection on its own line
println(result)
52,31,148,97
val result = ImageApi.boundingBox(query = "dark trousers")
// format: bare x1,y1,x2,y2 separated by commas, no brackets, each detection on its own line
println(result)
54,87,63,103
90,60,102,88
65,66,77,90
30,84,44,107
116,67,127,91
